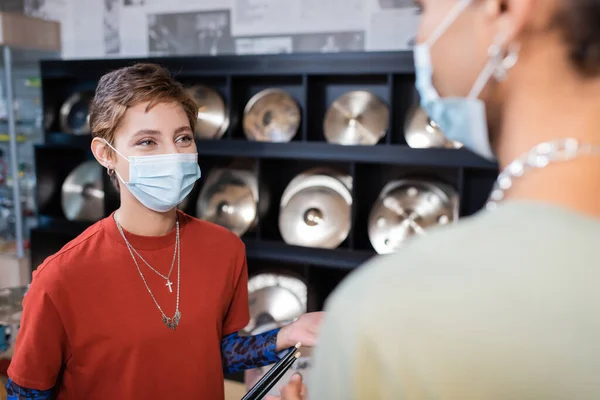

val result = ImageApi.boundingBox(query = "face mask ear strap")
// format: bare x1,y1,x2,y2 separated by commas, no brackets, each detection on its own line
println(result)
103,139,128,162
468,34,521,99
426,0,472,46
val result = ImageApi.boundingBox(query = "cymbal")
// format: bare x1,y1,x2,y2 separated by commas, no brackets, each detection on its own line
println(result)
404,107,462,149
61,161,105,222
243,89,301,142
245,272,307,334
368,180,457,254
248,286,304,331
324,90,389,145
59,91,93,135
197,169,258,236
279,173,352,249
186,85,229,140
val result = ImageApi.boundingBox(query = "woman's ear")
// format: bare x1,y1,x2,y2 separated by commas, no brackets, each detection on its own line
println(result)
91,137,115,171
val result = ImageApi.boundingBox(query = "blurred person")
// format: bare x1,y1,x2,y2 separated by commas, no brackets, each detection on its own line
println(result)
5,63,323,400
274,0,600,398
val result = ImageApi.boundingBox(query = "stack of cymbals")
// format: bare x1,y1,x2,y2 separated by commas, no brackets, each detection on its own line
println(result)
404,107,462,149
368,179,458,254
61,160,105,222
59,91,94,135
196,168,261,236
243,89,301,142
323,90,389,145
279,168,352,249
186,85,229,140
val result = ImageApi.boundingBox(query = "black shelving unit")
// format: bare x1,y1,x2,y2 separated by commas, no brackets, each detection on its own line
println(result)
32,51,498,310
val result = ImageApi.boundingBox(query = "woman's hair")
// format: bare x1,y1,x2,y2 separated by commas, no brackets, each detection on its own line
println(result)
555,0,600,77
89,63,197,188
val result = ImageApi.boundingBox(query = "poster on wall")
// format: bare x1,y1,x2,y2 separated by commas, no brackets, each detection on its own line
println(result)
104,0,121,55
231,0,365,36
292,32,364,53
147,10,234,56
234,36,293,55
365,0,420,51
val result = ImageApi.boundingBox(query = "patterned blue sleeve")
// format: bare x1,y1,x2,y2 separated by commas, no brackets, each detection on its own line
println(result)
221,327,286,374
5,379,53,399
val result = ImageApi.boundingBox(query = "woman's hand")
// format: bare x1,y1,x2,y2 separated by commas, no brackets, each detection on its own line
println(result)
276,312,324,350
265,374,307,400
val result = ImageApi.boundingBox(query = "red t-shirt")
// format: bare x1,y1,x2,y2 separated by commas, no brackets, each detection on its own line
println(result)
8,211,250,399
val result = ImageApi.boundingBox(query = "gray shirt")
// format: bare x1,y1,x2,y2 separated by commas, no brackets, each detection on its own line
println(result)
309,201,600,399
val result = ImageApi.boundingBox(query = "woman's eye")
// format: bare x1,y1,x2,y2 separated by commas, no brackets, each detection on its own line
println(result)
138,139,155,146
177,135,194,143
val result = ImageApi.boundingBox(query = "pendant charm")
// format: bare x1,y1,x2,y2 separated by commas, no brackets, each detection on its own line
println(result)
166,280,173,293
163,310,181,330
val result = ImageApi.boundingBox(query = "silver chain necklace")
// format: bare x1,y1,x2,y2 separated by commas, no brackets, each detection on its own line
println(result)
127,235,177,291
486,138,600,210
113,214,182,330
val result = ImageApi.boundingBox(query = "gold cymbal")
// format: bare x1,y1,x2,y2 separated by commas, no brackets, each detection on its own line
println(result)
404,107,462,149
324,90,389,145
243,89,301,142
279,173,352,249
186,85,229,140
61,161,105,222
196,168,258,236
368,180,457,254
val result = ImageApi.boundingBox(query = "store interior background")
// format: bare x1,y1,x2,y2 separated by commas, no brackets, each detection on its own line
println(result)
0,1,487,399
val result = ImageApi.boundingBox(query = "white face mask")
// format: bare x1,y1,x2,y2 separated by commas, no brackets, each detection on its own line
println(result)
413,0,519,161
104,139,201,213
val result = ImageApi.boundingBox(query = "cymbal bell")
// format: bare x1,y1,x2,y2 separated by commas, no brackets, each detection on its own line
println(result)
368,180,457,254
324,90,389,145
61,161,105,222
404,107,462,149
186,85,229,140
279,173,352,249
197,168,258,236
243,89,301,142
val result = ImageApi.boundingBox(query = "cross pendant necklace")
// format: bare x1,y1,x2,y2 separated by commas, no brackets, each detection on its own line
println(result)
166,280,173,293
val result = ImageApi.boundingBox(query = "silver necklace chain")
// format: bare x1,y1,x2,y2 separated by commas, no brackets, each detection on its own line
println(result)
127,235,177,285
113,214,182,330
486,138,600,210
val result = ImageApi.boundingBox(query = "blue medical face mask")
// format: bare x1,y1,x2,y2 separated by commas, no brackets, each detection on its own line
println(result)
104,140,201,213
413,0,518,161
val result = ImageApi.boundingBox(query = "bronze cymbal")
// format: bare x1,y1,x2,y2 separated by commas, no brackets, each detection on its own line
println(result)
186,85,229,140
59,91,94,135
279,173,352,249
243,89,301,142
368,180,457,254
323,90,389,145
61,161,105,222
245,272,307,334
404,107,462,149
196,168,258,236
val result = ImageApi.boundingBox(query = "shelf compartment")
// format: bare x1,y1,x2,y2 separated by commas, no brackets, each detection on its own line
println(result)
306,266,353,311
229,75,305,141
306,74,390,143
352,162,461,252
257,158,353,248
389,73,418,145
35,146,95,219
460,168,498,217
